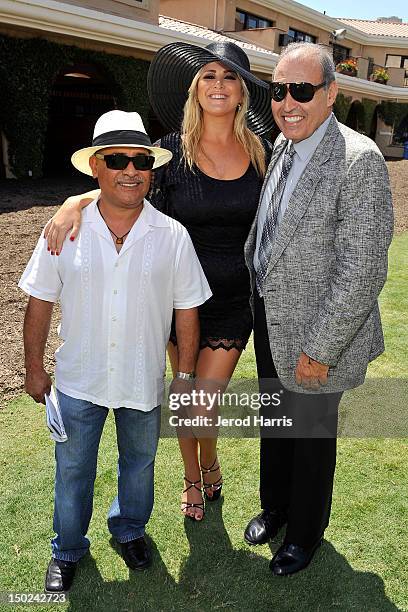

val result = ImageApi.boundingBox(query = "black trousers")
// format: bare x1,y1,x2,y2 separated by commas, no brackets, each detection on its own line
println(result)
253,290,342,548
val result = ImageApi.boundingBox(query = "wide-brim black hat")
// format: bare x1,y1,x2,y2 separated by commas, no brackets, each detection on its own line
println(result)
147,41,274,136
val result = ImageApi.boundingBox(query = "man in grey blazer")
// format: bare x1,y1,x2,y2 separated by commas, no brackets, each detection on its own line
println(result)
244,42,393,575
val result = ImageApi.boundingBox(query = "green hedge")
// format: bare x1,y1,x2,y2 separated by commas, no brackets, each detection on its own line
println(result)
378,101,408,129
334,94,408,140
334,94,374,134
333,92,353,124
0,35,150,178
361,98,378,136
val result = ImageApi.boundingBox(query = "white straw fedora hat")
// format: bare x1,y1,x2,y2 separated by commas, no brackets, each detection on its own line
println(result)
71,110,172,176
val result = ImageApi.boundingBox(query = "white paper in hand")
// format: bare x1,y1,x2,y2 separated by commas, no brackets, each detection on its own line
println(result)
45,386,68,443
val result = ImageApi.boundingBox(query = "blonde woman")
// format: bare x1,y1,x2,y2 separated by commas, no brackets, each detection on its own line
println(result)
44,41,274,521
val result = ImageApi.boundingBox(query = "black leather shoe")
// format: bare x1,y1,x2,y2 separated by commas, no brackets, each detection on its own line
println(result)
121,537,151,571
45,558,77,592
269,540,322,576
244,509,286,546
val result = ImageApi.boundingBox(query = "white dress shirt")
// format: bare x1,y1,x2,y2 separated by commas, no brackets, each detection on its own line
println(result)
19,199,212,411
254,114,332,272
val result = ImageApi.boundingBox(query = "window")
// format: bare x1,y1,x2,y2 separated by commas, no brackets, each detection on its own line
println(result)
288,28,316,44
115,0,150,8
385,54,408,68
331,44,350,65
386,54,408,86
236,10,274,31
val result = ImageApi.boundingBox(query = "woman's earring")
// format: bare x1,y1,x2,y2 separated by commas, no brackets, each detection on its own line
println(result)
236,103,242,111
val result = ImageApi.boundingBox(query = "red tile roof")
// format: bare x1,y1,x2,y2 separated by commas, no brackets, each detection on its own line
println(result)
159,15,274,55
338,18,408,38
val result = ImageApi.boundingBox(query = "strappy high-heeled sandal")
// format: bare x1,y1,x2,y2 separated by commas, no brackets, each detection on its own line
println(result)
201,458,223,502
181,477,205,521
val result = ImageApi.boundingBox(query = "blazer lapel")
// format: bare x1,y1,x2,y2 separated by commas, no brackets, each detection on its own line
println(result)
266,116,340,273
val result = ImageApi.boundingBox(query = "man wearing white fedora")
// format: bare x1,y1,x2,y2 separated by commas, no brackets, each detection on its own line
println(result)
19,110,211,592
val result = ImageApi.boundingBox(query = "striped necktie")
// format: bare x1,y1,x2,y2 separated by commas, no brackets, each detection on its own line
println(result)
256,143,295,296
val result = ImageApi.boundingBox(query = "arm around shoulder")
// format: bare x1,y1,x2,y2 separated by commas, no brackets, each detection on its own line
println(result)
44,189,100,253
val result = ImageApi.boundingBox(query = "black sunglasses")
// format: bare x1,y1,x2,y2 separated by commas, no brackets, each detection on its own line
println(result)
271,81,326,103
94,152,155,170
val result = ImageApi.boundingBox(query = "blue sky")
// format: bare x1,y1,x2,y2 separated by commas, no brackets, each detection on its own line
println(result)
299,0,407,20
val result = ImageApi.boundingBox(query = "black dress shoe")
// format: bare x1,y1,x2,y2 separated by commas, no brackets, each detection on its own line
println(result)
121,537,151,571
244,509,286,546
269,540,322,576
45,558,77,592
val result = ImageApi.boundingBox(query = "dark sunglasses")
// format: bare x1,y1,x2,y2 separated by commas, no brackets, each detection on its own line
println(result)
271,81,326,103
94,152,155,170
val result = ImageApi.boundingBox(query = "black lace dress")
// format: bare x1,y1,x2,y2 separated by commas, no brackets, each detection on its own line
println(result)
150,132,271,351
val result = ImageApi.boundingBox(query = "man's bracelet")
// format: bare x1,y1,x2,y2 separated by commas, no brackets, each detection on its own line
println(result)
175,371,196,381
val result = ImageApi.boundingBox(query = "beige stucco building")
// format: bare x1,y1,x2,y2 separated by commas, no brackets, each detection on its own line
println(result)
0,0,407,177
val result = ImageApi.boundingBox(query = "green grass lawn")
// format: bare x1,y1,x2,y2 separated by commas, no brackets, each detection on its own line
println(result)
1,234,407,611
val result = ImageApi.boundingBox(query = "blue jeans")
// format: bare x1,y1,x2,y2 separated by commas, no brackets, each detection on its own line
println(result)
51,391,161,562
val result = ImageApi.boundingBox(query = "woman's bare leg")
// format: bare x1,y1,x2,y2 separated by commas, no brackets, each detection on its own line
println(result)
168,342,203,520
168,342,242,516
194,347,241,497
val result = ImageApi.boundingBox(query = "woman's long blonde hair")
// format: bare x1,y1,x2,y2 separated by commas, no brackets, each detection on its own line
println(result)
180,68,266,177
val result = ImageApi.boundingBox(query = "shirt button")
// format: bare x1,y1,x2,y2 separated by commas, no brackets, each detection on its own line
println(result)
111,342,116,347
113,290,118,295
110,367,114,372
112,317,117,322
114,262,119,268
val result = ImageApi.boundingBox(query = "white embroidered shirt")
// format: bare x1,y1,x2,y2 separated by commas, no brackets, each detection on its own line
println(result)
19,199,212,410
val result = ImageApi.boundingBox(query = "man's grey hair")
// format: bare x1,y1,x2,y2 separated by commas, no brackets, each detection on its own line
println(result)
275,42,336,88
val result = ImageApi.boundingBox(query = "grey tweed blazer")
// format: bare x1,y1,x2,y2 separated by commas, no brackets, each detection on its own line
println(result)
244,115,394,393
